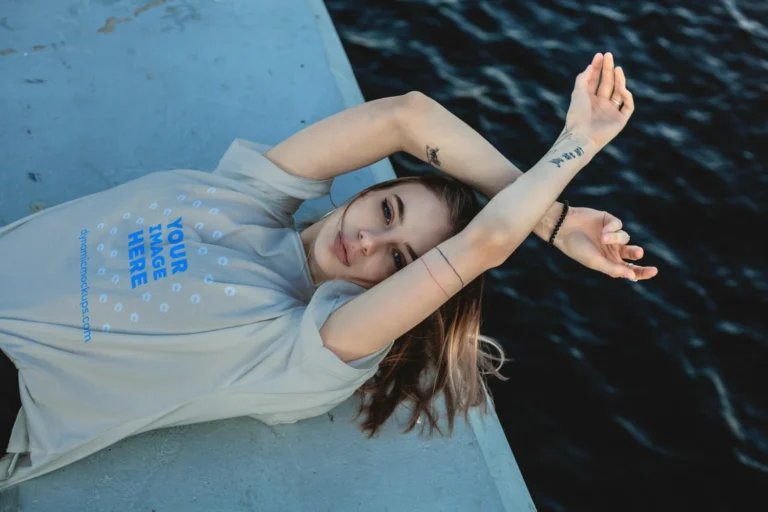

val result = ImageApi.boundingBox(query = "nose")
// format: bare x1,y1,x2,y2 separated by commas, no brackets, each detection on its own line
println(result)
358,228,392,257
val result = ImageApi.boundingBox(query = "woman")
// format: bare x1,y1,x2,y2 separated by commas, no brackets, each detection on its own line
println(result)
0,52,656,488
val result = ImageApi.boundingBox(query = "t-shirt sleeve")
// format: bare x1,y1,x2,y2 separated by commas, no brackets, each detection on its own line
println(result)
212,138,334,220
298,280,395,381
245,281,395,427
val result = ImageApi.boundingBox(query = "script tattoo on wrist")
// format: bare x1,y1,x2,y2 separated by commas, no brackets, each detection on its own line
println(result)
547,128,587,168
548,146,585,168
426,145,441,167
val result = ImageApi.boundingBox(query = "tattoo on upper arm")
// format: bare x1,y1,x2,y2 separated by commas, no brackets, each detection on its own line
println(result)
426,145,441,166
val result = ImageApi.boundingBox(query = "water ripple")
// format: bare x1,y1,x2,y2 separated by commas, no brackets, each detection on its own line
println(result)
614,415,673,456
586,5,629,23
722,0,768,39
734,449,768,473
703,368,747,442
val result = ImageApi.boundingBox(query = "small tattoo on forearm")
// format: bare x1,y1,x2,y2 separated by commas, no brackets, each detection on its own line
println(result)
426,145,441,166
548,146,584,168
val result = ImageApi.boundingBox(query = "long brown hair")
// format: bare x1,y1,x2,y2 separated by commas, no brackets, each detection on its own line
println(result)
314,174,509,439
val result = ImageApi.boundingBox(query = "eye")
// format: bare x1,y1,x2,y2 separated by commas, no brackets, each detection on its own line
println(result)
381,198,392,224
393,249,404,271
382,199,404,271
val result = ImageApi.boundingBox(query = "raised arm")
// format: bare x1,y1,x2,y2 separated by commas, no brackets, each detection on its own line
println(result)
321,57,636,362
263,93,562,240
394,91,565,241
321,127,594,362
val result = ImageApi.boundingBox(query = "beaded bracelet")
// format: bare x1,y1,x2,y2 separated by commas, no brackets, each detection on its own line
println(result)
548,200,569,247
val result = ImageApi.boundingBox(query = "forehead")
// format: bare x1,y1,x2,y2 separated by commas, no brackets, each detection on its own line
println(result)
382,182,453,258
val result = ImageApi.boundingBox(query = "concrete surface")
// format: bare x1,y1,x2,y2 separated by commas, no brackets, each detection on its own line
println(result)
0,0,536,510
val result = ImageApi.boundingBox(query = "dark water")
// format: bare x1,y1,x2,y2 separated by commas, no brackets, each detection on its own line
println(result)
326,1,767,510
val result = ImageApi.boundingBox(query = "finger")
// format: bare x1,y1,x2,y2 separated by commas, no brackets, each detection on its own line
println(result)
624,263,659,281
587,53,603,94
619,245,644,261
597,52,615,98
601,213,623,234
614,65,626,96
602,260,638,280
602,230,630,245
615,66,635,117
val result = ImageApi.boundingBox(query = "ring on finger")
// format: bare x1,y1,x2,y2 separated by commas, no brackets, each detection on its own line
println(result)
611,97,624,109
625,262,638,282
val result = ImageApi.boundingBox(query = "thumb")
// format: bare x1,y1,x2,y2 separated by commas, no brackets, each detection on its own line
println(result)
573,63,594,93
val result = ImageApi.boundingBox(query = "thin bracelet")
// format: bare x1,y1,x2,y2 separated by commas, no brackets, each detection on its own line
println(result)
420,259,450,298
435,247,464,288
548,200,569,247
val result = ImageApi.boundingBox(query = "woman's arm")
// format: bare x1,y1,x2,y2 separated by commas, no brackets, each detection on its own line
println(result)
264,95,406,181
395,91,566,241
263,93,562,240
321,55,636,362
321,130,596,362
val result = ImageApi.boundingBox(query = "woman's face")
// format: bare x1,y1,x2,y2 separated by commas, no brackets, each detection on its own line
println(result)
301,182,453,289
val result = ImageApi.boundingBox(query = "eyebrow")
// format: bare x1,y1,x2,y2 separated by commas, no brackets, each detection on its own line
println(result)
394,193,419,263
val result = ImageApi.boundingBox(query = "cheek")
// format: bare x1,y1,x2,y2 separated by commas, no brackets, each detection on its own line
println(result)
370,256,395,282
350,257,390,287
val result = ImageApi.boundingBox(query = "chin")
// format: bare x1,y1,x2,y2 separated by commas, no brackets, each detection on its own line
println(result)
322,237,342,277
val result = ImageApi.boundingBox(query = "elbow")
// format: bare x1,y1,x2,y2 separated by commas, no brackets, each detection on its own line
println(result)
402,90,432,107
486,232,514,269
463,225,512,270
393,91,433,127
399,91,436,119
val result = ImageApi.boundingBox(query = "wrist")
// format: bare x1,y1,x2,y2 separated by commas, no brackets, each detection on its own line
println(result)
533,202,564,241
557,126,601,157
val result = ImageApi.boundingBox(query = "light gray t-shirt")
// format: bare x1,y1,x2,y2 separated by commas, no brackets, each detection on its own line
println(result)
0,138,393,489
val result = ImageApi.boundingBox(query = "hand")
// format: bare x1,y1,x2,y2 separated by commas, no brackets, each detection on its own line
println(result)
565,52,635,149
553,206,658,281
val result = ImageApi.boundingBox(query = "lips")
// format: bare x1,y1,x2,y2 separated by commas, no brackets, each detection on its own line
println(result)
335,231,349,266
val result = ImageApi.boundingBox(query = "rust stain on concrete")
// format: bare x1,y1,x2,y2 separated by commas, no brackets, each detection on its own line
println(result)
97,0,168,35
32,45,46,52
97,16,132,34
30,203,46,213
0,48,16,55
134,0,168,17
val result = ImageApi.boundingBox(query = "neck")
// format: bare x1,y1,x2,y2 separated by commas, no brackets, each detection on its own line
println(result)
299,218,326,288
